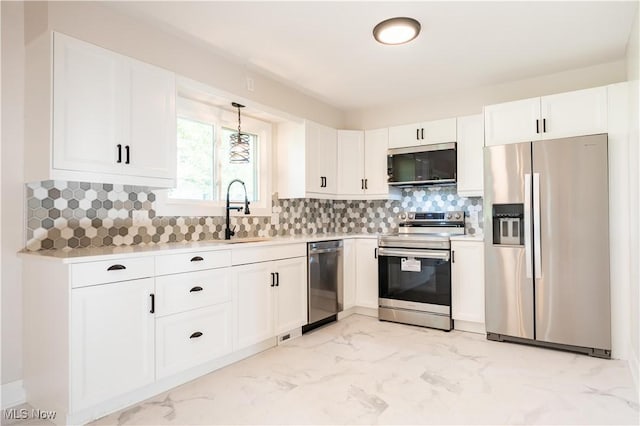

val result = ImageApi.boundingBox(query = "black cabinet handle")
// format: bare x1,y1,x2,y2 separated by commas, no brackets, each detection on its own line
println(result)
543,118,546,133
452,250,455,263
190,286,203,292
190,256,204,262
270,272,275,287
365,179,368,190
107,264,126,271
189,331,203,339
150,294,155,314
374,248,378,259
421,128,424,140
125,145,130,164
275,272,280,287
116,144,122,163
536,119,540,134
416,129,420,140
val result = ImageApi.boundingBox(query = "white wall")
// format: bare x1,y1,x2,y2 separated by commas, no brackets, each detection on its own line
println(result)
1,1,25,386
625,6,639,392
344,60,626,129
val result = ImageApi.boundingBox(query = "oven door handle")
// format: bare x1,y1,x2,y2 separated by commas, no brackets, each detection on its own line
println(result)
377,247,450,261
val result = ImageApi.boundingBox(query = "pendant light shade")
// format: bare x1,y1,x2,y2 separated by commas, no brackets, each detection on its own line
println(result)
229,102,250,163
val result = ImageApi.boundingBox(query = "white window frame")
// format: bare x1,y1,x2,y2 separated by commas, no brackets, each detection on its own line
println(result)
155,98,272,217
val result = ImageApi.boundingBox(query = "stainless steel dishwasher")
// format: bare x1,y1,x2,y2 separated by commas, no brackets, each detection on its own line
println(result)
303,240,343,333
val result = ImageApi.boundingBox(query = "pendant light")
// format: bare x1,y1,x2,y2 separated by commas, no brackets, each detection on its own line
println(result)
229,102,250,163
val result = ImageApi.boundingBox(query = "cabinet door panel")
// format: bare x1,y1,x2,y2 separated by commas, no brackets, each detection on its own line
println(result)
320,125,338,194
126,59,176,179
305,122,324,193
342,239,357,310
274,257,307,334
541,86,607,140
337,130,365,196
235,263,274,349
484,97,541,146
423,118,456,145
388,122,421,149
355,239,379,309
364,128,389,196
451,241,485,323
53,33,124,174
71,278,155,411
456,114,484,196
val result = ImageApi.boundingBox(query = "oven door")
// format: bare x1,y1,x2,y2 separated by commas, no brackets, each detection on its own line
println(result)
378,247,451,314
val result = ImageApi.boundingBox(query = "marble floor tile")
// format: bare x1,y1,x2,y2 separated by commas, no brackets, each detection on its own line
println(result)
90,315,638,425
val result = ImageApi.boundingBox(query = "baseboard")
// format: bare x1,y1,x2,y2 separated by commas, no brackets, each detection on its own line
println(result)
453,320,486,334
337,307,356,320
2,380,26,409
353,306,378,318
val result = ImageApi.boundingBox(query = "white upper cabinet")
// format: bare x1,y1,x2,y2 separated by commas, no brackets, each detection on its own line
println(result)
388,118,456,148
277,120,337,199
484,86,608,146
335,128,394,199
456,114,484,197
30,32,176,186
540,86,608,140
305,121,338,195
337,130,366,196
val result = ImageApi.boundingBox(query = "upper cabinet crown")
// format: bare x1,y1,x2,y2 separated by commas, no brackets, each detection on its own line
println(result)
26,32,177,187
484,86,608,146
388,117,457,149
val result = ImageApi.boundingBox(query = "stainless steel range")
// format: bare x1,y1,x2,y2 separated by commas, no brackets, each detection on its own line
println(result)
378,211,465,331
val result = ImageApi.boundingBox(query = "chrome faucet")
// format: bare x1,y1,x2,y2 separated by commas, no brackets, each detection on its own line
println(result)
225,179,250,240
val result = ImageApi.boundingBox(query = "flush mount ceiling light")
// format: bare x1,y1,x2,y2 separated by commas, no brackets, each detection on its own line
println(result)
373,17,421,45
229,102,250,164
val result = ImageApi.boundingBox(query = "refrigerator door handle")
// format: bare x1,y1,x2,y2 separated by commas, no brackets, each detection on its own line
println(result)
533,173,542,278
524,173,533,279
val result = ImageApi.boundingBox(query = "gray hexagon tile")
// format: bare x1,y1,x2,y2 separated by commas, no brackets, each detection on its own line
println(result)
25,181,483,251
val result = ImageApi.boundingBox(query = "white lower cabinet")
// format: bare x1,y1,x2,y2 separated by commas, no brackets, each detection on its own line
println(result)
355,239,379,310
342,238,356,310
71,278,155,411
451,240,485,333
156,303,233,379
235,256,307,350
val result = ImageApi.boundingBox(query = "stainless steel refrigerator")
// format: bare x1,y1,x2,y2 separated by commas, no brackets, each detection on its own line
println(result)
484,134,611,358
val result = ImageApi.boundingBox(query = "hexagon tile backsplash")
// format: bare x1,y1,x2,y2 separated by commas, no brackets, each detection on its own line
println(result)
25,181,483,251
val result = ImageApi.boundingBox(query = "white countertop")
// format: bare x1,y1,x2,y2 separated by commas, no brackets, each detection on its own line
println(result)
19,233,380,263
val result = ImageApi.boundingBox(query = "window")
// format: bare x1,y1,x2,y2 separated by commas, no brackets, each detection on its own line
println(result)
155,98,272,217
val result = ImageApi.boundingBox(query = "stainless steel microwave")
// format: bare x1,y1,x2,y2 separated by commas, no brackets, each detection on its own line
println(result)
387,142,457,187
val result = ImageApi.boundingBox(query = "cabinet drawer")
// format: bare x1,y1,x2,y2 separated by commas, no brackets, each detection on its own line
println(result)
232,243,306,265
156,304,233,379
155,250,231,276
71,257,154,288
155,268,231,316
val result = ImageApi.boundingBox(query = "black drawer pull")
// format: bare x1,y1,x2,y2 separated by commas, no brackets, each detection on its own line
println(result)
107,264,126,271
116,144,122,163
190,256,204,262
190,331,203,339
150,293,155,314
190,286,203,292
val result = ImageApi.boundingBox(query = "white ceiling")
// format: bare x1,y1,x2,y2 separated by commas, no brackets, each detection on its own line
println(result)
107,1,638,111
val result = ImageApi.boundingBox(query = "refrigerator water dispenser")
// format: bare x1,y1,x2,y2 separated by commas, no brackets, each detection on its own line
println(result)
492,204,524,246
